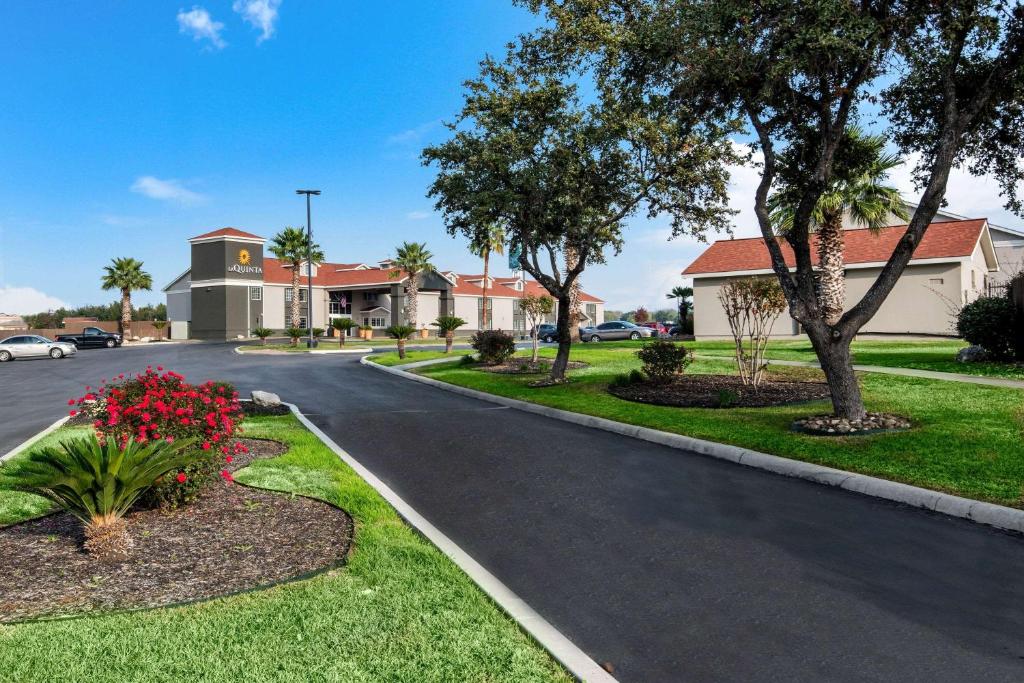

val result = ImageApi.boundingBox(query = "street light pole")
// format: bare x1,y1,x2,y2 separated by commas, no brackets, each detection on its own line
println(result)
296,189,321,348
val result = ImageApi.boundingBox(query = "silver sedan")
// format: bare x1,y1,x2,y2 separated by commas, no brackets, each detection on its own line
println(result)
0,335,77,362
581,321,655,342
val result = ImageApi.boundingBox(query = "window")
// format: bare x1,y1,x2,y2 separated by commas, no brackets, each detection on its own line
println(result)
929,278,944,285
363,316,387,328
477,297,494,329
329,291,351,315
299,317,308,329
513,301,525,331
365,292,379,303
250,286,262,301
972,270,977,288
285,289,308,303
598,322,620,330
585,303,597,323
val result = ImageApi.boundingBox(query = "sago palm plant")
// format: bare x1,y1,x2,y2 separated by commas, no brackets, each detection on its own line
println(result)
8,435,193,559
386,324,417,359
331,317,357,346
432,315,467,353
100,257,152,339
769,128,906,325
270,227,325,329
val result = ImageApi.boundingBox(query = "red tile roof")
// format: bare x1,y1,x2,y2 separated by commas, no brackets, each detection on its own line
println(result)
190,227,265,241
682,219,987,276
493,278,604,303
263,258,404,287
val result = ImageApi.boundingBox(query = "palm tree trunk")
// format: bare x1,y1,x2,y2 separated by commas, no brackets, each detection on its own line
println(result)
290,265,301,329
121,289,132,339
817,214,846,325
564,247,582,342
398,339,407,360
445,331,453,353
481,252,490,330
405,275,419,327
339,329,345,347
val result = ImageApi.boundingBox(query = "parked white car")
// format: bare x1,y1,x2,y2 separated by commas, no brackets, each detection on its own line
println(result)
0,335,77,362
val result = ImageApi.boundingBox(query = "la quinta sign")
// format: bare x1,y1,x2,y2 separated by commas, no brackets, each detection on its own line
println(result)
229,248,262,274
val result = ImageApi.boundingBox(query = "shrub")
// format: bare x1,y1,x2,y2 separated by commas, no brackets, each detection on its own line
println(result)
7,434,193,558
432,315,467,353
471,329,516,365
386,324,417,359
286,327,304,345
956,296,1020,360
636,340,691,384
312,327,324,338
609,373,631,389
71,367,247,509
718,277,787,386
629,368,646,384
252,326,273,344
331,317,357,345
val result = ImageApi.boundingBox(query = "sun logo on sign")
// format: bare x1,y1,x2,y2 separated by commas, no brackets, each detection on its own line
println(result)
238,249,251,265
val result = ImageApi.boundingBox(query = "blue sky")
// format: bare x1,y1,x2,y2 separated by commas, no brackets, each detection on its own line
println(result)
0,2,1019,316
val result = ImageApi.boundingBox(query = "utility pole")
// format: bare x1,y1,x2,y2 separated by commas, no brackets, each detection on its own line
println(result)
296,189,321,348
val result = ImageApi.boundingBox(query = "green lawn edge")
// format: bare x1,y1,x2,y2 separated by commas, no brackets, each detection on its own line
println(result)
413,345,1024,508
367,349,472,366
0,414,569,682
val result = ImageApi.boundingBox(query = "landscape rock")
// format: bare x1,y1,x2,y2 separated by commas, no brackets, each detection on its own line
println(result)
956,345,991,363
251,390,282,408
792,412,911,436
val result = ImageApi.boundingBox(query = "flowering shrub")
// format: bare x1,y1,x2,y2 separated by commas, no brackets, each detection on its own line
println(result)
69,366,247,509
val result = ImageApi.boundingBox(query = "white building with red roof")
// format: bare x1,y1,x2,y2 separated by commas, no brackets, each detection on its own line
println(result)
682,209,1003,338
163,228,603,340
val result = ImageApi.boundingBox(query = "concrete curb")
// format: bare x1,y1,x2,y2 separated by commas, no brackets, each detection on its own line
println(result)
361,355,1024,535
232,346,373,355
365,354,471,371
0,415,71,464
286,402,616,682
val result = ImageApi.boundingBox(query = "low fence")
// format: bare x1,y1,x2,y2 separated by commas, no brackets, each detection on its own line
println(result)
2,321,171,340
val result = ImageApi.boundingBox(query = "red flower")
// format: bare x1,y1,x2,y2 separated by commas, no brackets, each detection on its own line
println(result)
176,472,187,483
220,470,233,482
225,455,233,463
69,410,77,417
67,399,75,406
202,441,211,450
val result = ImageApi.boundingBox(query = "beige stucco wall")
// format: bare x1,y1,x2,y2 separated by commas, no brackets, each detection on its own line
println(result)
693,261,967,338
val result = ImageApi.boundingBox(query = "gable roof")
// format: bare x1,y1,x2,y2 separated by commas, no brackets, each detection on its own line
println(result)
263,257,407,287
190,227,265,242
682,219,990,277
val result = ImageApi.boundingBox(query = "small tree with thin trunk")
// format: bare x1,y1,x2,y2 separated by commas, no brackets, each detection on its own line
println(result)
432,315,467,353
634,307,650,324
100,257,152,339
666,286,693,328
386,324,417,360
331,317,357,346
718,279,787,388
520,294,554,362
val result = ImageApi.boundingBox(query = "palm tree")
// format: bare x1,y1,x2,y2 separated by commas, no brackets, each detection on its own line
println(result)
468,225,505,330
390,242,435,329
432,315,467,353
100,257,152,338
331,317,357,346
386,324,417,360
769,128,907,325
666,286,693,326
269,227,325,329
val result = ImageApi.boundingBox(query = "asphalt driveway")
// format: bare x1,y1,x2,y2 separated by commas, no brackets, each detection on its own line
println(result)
2,343,1023,682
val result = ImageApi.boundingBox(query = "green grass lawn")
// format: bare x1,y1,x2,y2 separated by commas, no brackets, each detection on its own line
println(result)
368,350,471,367
687,338,1024,379
0,415,569,682
410,344,1024,508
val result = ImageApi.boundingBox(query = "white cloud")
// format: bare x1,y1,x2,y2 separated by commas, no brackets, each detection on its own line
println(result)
130,176,206,205
233,0,281,43
177,6,227,50
387,121,440,146
406,211,431,220
0,286,69,315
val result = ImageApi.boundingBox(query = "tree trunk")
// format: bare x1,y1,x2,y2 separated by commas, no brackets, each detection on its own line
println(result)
339,329,345,347
121,289,132,339
405,274,419,327
807,326,866,419
290,266,301,328
817,213,846,325
445,331,453,353
398,339,407,360
481,252,490,330
531,327,540,363
262,336,267,346
564,247,583,342
549,293,573,381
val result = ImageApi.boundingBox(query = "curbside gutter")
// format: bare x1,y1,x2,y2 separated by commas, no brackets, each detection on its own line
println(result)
0,415,70,464
361,355,1024,536
286,402,616,683
233,346,373,355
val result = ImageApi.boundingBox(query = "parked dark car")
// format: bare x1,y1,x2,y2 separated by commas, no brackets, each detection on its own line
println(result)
55,326,122,349
532,323,558,343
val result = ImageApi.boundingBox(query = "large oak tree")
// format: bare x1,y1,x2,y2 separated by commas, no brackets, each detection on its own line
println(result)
423,52,738,381
525,0,1024,418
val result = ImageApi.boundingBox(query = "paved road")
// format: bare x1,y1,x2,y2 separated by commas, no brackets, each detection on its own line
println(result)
3,344,1024,682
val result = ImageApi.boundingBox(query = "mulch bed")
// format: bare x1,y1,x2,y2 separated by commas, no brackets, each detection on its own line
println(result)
609,374,832,408
475,358,588,375
0,438,354,624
